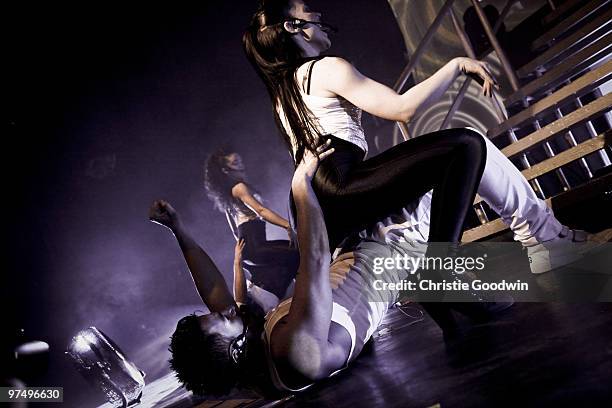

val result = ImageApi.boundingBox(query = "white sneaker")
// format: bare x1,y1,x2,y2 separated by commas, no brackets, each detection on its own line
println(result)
526,226,589,274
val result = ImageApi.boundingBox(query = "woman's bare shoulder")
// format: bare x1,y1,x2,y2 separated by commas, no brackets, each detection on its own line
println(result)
231,182,250,198
318,56,350,67
300,57,354,97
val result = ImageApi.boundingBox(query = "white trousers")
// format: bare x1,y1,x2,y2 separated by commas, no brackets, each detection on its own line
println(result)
477,136,562,245
400,135,563,245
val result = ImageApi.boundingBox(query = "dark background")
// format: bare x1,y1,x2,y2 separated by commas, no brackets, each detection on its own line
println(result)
5,1,406,406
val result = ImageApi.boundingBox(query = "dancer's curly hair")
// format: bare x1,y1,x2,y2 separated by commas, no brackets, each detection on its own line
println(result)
168,314,239,396
203,148,242,213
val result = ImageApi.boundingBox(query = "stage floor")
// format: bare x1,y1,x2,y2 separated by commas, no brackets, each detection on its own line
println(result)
96,230,612,407
102,300,612,408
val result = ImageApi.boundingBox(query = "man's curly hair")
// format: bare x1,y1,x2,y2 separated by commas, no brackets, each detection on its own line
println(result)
168,314,240,396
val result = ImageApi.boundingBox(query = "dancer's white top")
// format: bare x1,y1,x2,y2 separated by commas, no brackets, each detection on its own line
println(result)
278,60,369,157
227,191,264,227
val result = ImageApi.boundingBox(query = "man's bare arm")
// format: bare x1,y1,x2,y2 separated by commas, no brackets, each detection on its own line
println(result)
273,143,344,380
287,176,332,336
149,200,235,313
233,239,248,305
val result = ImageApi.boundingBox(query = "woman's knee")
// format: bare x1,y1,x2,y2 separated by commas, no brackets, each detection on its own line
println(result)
454,128,485,149
451,128,487,161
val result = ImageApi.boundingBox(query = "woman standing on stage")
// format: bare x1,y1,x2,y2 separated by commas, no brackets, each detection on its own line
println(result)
204,149,298,299
243,0,498,249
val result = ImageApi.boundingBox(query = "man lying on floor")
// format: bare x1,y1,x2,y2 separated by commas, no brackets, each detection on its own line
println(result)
149,146,511,397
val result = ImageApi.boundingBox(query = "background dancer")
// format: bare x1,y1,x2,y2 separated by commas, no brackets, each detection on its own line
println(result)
204,148,298,299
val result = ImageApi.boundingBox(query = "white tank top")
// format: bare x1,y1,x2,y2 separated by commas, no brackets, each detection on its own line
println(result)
278,59,369,158
227,191,264,227
261,194,432,392
262,297,357,393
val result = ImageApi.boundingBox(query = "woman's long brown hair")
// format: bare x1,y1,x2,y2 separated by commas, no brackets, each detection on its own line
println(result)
243,0,323,164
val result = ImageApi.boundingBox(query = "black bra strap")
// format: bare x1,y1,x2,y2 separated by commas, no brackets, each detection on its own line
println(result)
306,59,318,95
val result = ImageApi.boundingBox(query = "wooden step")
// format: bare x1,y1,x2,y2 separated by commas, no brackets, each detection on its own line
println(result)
518,8,612,77
489,61,612,139
473,131,609,206
549,168,612,208
521,132,608,180
462,218,509,242
542,0,598,26
463,172,612,242
532,0,611,50
505,32,612,106
501,94,612,159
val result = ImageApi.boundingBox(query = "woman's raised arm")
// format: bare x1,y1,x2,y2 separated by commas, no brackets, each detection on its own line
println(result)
232,182,291,230
313,56,497,123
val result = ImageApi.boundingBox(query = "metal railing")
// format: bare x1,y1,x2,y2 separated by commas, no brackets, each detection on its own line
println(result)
392,0,519,140
391,0,547,202
391,0,612,233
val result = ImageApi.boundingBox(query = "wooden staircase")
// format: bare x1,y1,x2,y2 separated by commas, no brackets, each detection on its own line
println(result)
462,0,612,242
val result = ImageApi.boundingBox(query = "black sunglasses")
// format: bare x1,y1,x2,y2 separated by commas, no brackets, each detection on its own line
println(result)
289,18,338,34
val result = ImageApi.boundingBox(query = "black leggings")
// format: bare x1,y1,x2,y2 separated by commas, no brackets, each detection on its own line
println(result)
238,220,299,299
312,128,487,249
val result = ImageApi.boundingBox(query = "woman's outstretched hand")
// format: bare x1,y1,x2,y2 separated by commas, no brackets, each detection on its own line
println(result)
292,139,335,186
455,57,499,97
149,199,181,231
